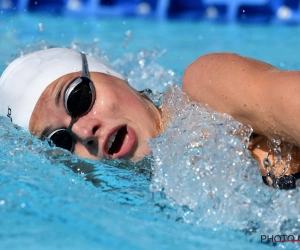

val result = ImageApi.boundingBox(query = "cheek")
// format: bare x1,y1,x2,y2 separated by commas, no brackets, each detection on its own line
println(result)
35,104,67,132
119,95,151,121
73,143,100,160
94,86,139,115
115,88,146,111
43,103,66,124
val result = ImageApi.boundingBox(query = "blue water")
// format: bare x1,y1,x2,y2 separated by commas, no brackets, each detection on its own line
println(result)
0,13,300,249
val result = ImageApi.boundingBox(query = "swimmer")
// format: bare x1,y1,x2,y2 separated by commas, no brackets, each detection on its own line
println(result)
0,48,299,189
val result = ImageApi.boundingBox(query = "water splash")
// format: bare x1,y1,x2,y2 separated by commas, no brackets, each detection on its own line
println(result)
148,85,300,244
3,41,299,248
112,48,176,93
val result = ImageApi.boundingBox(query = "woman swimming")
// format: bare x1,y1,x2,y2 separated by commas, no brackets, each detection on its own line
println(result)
0,48,299,189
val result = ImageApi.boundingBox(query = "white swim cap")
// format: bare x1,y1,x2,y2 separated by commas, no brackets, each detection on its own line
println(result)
0,48,126,129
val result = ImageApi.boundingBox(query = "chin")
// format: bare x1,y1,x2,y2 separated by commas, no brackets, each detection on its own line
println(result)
131,145,152,162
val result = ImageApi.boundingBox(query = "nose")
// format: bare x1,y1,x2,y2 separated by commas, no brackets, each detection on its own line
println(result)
70,114,101,148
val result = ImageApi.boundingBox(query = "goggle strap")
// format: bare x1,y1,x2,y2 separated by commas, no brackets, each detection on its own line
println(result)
81,53,90,79
65,117,77,133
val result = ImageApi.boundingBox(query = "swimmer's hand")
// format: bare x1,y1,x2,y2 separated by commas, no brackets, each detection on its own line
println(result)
249,135,300,189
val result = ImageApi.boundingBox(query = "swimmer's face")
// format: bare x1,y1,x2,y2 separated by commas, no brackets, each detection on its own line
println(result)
29,72,161,161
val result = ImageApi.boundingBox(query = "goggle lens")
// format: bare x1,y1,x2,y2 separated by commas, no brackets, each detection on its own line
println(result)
65,77,94,117
48,129,74,152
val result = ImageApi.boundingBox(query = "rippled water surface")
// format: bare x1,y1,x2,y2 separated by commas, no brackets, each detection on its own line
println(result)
0,13,300,249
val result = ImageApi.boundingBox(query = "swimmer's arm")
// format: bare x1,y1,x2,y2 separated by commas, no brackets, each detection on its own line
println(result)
182,52,300,145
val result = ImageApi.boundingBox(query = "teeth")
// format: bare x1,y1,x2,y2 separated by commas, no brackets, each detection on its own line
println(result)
107,132,117,150
109,133,116,143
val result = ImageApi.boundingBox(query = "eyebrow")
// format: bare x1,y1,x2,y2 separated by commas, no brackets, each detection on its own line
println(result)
54,78,71,107
55,76,79,107
55,83,65,107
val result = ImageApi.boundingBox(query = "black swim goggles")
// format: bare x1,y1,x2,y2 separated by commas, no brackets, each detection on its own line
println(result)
47,52,96,152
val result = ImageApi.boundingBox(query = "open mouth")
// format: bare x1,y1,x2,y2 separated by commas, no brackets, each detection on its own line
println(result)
107,126,128,156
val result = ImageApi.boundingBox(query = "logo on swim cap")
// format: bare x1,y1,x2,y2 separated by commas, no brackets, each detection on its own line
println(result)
7,107,12,122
